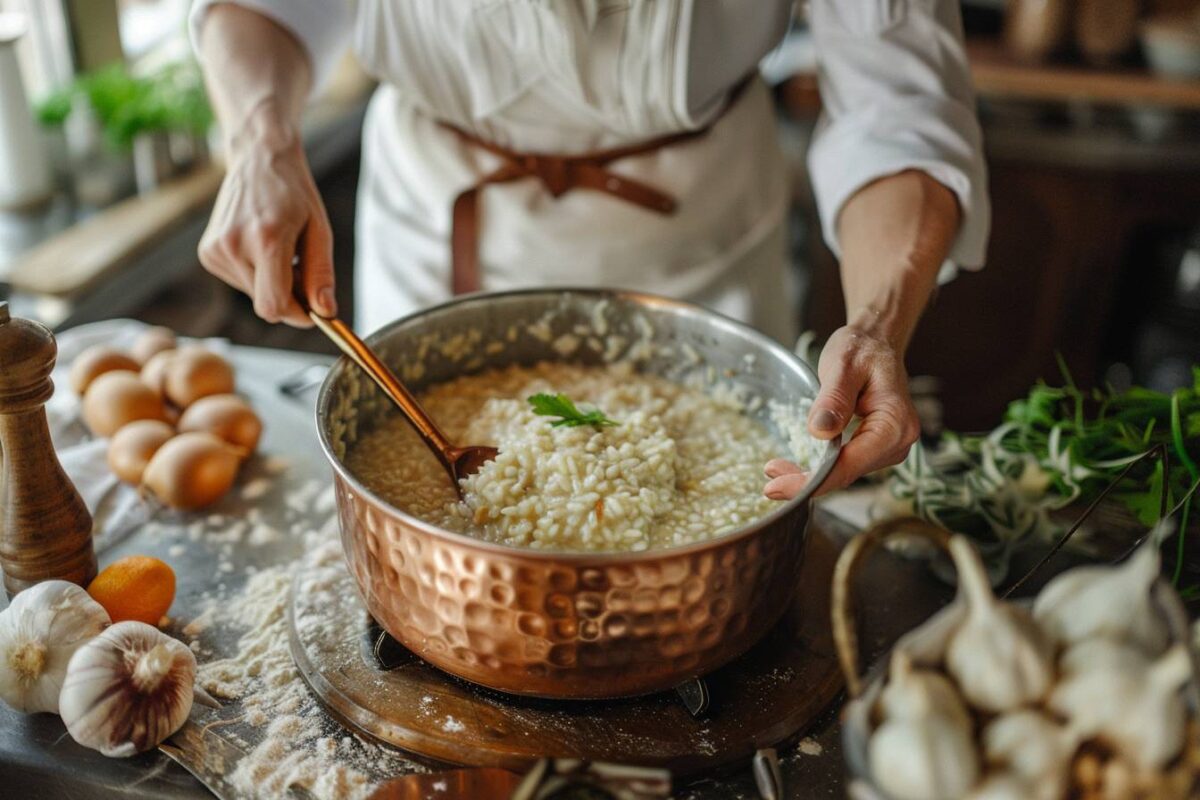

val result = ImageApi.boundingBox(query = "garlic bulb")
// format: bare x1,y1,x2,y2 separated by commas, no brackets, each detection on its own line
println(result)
60,621,197,757
1058,637,1149,677
982,710,1076,799
869,640,979,800
869,712,979,800
944,535,1055,713
1049,643,1192,771
879,650,972,730
1033,543,1168,655
0,581,110,714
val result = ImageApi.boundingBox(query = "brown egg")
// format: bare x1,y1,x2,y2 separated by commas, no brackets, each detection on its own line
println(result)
177,394,262,457
142,432,241,510
82,372,169,437
130,326,177,366
140,349,176,397
163,348,235,409
70,346,139,396
107,420,175,485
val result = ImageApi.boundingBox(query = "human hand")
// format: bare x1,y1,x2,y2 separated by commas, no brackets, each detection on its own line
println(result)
198,116,335,327
763,325,920,499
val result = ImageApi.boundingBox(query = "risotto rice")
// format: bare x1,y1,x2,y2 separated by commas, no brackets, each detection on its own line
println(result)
345,362,811,552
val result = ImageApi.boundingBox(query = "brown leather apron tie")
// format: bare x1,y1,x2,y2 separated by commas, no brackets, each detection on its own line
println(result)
439,78,753,295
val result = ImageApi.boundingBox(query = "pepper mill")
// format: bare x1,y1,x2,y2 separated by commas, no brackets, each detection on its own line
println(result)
0,301,97,597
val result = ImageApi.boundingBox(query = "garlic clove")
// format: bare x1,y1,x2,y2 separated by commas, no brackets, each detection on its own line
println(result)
982,709,1076,795
1058,637,1150,677
0,581,110,714
59,621,197,757
965,771,1062,800
879,650,973,731
963,773,1035,800
868,713,980,800
944,536,1055,713
892,601,967,669
1048,643,1192,772
1033,543,1169,655
1100,756,1154,800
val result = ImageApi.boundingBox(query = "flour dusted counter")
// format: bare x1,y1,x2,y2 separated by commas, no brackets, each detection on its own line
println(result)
0,336,952,800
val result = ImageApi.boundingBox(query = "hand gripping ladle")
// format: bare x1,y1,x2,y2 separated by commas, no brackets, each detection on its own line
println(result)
294,289,497,496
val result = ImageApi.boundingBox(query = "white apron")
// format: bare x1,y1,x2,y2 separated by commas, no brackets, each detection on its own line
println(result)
351,0,795,342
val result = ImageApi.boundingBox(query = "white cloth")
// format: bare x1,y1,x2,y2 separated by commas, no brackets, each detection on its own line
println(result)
190,0,989,339
46,322,231,553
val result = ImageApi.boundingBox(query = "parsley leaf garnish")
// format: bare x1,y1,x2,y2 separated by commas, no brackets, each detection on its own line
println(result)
528,393,618,429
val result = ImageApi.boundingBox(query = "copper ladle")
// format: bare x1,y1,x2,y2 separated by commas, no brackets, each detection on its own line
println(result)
294,291,498,495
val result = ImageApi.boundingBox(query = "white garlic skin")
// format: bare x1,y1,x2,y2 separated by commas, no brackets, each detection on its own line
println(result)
879,650,972,731
945,536,1056,713
0,580,110,714
1058,637,1149,677
1049,643,1193,772
869,713,980,800
1033,543,1168,655
982,709,1076,797
963,773,1035,800
59,621,197,757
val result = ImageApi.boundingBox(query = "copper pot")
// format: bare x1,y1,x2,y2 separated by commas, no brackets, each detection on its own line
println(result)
316,289,839,698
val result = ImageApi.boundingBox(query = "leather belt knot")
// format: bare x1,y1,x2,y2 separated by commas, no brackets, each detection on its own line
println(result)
525,155,571,196
440,126,699,295
438,77,752,296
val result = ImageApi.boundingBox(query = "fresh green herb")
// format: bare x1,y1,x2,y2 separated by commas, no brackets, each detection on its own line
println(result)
886,361,1200,584
528,393,618,429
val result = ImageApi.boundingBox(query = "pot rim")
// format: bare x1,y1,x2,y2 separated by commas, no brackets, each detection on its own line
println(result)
314,286,840,564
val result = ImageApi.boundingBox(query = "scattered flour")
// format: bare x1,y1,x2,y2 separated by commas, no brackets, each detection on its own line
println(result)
247,523,283,546
195,504,421,799
182,607,214,638
797,737,824,757
240,476,274,501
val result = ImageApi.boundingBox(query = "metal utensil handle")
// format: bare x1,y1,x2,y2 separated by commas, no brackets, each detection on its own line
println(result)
309,312,454,451
830,517,952,699
290,247,459,466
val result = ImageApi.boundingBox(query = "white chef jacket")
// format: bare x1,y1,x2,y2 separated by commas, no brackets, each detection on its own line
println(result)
190,0,989,342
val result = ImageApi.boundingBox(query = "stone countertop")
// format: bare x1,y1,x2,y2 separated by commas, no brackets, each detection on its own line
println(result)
0,343,954,800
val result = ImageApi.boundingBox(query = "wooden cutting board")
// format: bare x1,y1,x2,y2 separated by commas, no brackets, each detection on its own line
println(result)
6,166,224,297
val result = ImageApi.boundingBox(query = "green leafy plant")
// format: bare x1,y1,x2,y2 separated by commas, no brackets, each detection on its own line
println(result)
35,61,212,150
887,362,1200,583
528,393,618,429
34,89,72,127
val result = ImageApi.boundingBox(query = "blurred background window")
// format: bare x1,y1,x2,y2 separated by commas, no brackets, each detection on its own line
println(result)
117,0,190,61
2,0,190,99
0,0,73,97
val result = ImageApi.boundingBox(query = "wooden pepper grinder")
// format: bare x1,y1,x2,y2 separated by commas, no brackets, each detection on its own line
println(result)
0,301,97,597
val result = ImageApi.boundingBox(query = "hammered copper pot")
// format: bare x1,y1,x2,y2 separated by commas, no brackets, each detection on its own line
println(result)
316,289,839,699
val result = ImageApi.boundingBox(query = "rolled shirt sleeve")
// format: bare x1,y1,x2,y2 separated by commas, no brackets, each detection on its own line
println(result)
188,0,352,96
807,0,990,275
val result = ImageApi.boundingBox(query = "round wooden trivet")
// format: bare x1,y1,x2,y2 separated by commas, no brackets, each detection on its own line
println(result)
289,526,842,779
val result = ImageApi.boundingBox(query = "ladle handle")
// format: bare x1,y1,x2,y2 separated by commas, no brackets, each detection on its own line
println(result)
291,281,459,475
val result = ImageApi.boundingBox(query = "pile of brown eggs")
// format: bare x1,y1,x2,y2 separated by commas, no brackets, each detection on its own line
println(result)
70,327,262,510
